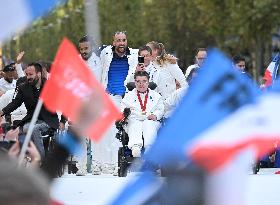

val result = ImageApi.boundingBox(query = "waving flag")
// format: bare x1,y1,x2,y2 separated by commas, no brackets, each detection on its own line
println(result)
40,38,122,141
144,49,263,172
111,49,280,205
0,0,66,42
263,53,280,87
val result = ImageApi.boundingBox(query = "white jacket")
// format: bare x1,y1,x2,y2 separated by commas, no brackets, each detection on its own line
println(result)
100,45,138,89
185,64,199,79
121,88,164,121
155,62,187,99
0,89,27,122
84,52,102,82
164,86,187,118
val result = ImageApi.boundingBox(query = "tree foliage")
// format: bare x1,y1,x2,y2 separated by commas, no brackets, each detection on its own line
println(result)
3,0,280,79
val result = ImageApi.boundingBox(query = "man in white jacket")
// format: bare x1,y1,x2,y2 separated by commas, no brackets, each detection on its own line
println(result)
121,71,164,157
75,35,102,176
79,35,102,82
91,31,138,175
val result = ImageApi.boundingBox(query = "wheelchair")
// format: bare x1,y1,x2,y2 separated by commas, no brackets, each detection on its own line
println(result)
115,81,160,177
42,129,67,177
116,108,147,177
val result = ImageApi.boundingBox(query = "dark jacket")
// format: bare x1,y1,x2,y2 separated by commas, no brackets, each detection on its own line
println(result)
2,79,63,129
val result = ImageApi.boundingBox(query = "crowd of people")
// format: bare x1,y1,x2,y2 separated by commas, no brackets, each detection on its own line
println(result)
0,31,256,177
78,31,256,176
0,29,273,204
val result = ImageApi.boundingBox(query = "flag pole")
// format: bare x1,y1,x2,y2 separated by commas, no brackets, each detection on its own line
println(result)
18,99,43,165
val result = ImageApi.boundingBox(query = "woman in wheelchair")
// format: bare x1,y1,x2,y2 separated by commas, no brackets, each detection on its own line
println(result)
121,71,164,158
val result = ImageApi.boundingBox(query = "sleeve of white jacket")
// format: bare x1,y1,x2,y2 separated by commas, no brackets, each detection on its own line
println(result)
168,63,187,88
91,55,102,82
15,64,25,77
99,47,110,86
164,92,177,116
0,90,12,110
150,96,165,120
124,66,136,86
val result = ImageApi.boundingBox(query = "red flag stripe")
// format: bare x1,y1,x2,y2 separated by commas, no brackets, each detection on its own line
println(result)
189,136,278,172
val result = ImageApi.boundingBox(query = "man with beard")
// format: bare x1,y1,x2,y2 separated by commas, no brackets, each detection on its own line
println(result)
79,35,102,82
91,31,138,175
0,63,65,158
74,35,102,176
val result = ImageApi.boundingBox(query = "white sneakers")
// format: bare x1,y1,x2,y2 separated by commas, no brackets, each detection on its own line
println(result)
92,161,102,175
91,163,119,176
101,163,114,174
76,169,87,176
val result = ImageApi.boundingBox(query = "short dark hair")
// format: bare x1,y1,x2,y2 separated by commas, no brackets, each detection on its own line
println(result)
232,54,245,64
3,64,15,73
134,71,150,80
79,35,94,46
38,61,52,73
138,45,152,56
196,48,207,55
27,62,42,73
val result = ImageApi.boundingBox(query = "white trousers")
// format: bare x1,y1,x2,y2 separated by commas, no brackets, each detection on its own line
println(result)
127,119,160,149
92,94,122,165
75,137,88,171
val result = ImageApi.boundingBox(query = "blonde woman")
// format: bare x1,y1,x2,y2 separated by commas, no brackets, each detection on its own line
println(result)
146,41,187,99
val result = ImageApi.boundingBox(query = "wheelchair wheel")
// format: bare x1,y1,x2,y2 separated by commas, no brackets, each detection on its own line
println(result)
118,147,128,177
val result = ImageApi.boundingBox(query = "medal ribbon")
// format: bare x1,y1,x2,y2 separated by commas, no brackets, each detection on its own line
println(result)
137,90,149,113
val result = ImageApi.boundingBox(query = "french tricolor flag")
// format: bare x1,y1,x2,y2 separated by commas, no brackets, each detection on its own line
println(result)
0,0,66,41
263,53,280,88
111,50,280,205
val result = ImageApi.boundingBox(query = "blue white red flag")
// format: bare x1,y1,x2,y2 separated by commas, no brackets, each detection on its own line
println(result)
110,49,280,205
263,53,280,87
0,0,66,41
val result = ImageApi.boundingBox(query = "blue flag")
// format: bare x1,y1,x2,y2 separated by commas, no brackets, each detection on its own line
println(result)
0,0,66,41
110,49,260,205
144,49,259,169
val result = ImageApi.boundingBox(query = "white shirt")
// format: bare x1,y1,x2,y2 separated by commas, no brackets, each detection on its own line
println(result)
84,53,102,82
0,79,16,92
0,63,25,92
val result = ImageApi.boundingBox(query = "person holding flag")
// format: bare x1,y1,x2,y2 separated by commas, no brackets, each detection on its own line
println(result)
262,52,280,88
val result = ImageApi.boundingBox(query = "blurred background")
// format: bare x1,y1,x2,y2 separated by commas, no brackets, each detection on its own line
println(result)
1,0,280,83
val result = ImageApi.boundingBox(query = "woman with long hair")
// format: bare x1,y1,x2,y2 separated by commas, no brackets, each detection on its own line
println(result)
146,41,187,99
